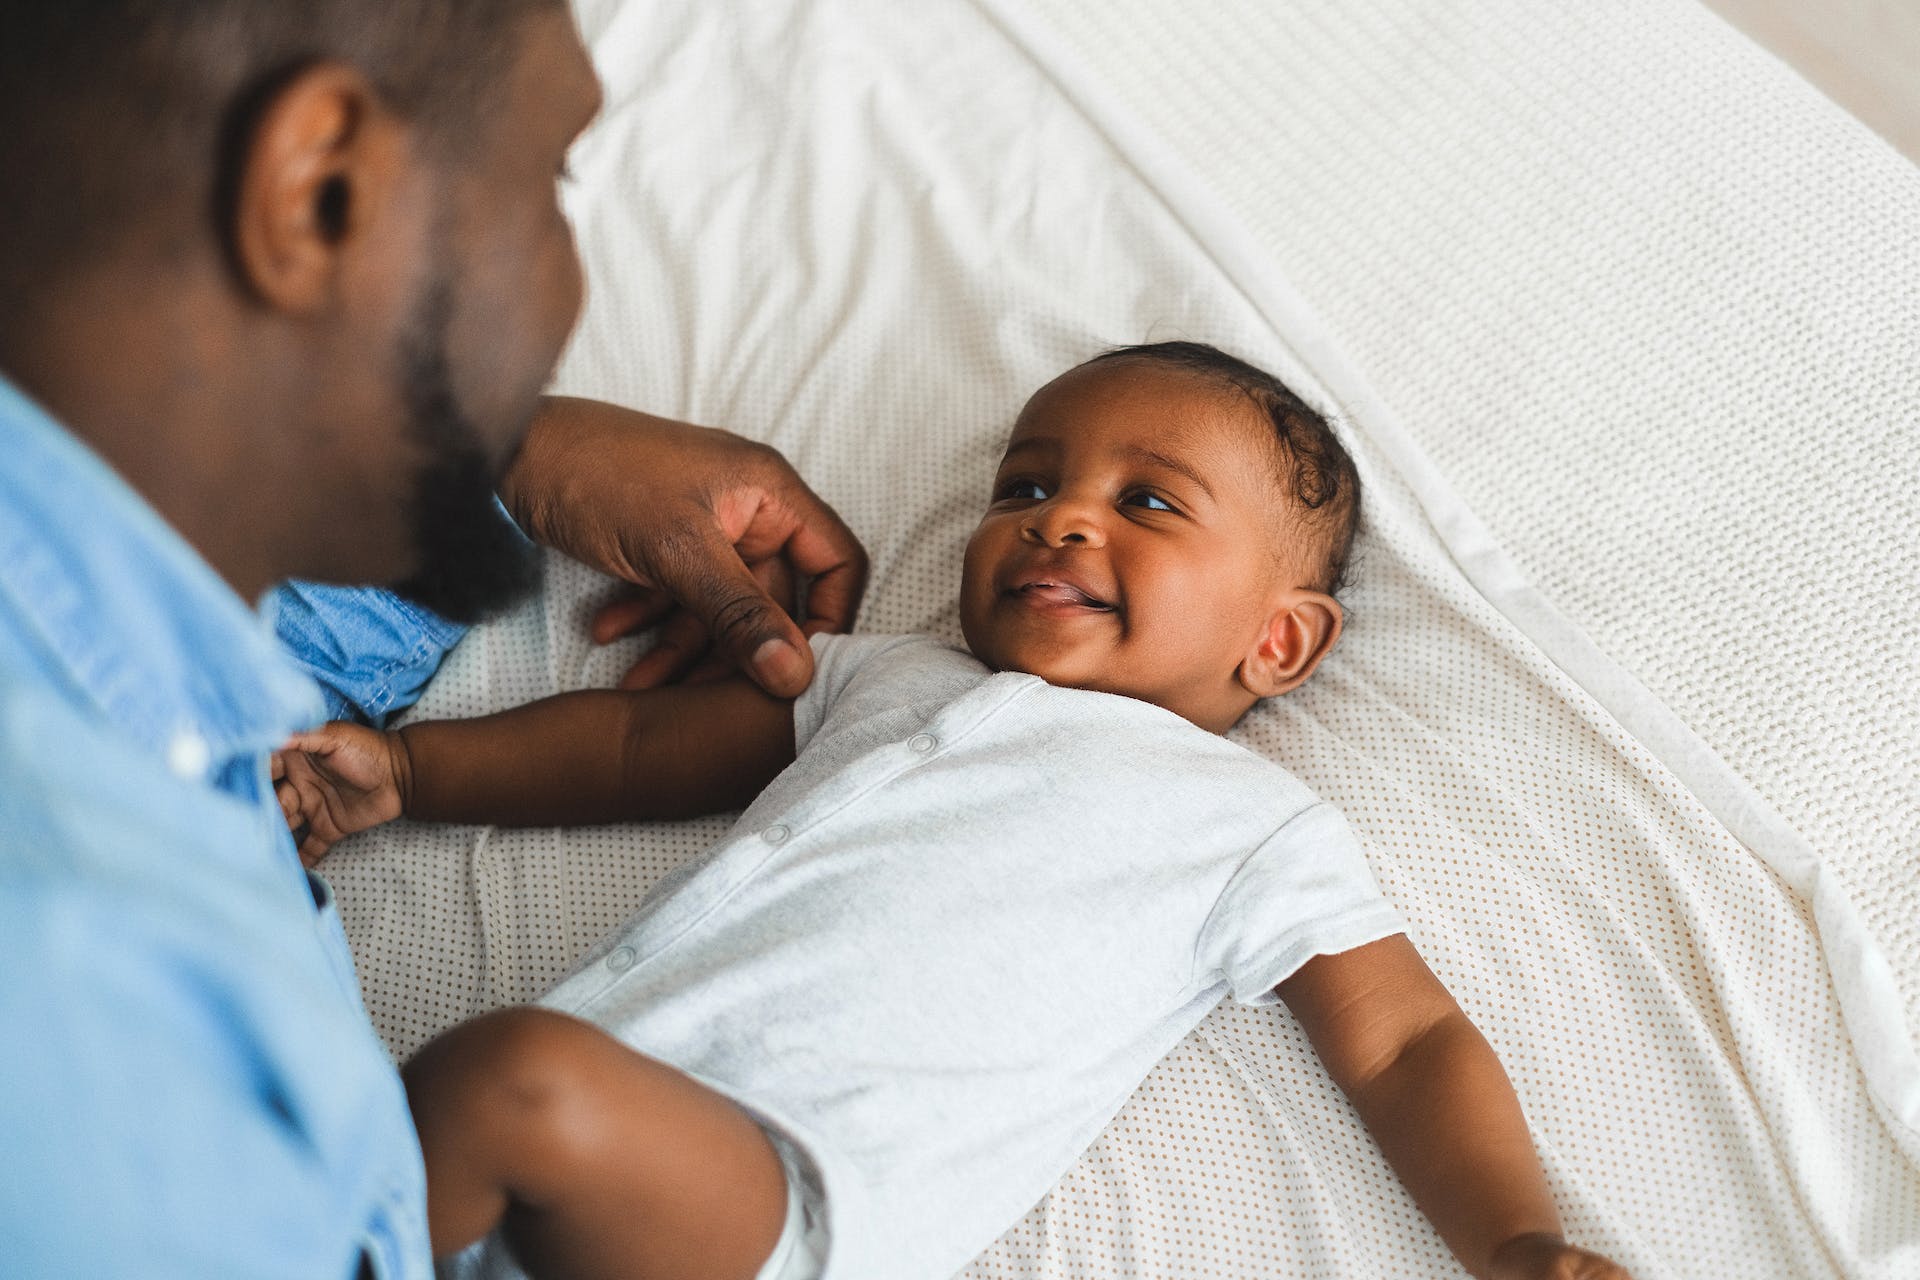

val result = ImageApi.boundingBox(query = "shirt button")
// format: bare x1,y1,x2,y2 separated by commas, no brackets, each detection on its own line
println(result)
166,731,211,780
909,733,937,753
764,823,791,844
606,946,637,973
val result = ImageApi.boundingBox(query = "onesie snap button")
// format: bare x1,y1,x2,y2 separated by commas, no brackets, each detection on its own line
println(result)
606,946,636,973
909,733,937,753
764,823,791,844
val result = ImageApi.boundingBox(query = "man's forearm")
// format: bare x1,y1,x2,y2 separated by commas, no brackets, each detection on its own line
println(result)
1343,1011,1561,1279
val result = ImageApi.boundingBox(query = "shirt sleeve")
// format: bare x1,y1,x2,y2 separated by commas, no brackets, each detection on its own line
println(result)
1195,802,1408,1005
268,581,470,727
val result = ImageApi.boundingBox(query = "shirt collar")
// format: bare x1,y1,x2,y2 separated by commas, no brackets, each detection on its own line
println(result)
0,373,325,782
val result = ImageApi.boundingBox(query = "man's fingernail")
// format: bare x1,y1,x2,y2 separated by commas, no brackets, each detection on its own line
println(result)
752,638,805,689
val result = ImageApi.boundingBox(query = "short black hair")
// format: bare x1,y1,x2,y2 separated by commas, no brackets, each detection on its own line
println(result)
0,0,556,298
1088,341,1362,596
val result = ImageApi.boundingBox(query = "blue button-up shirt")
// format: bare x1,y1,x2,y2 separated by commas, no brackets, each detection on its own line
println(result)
0,375,434,1278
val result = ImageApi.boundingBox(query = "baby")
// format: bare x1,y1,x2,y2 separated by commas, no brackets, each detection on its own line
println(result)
277,343,1630,1280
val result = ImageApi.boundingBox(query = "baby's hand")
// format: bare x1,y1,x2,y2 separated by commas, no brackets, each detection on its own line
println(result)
1489,1233,1633,1280
271,722,407,867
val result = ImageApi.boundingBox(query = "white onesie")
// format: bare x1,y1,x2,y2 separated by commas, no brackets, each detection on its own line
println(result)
525,633,1404,1278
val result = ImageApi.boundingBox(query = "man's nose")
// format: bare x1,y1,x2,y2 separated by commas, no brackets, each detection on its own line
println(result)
1021,495,1106,547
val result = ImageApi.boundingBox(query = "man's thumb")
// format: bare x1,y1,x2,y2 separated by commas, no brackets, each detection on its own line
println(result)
747,632,811,697
673,547,811,697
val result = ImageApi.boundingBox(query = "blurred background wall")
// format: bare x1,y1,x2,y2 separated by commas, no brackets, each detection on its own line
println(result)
1704,0,1920,162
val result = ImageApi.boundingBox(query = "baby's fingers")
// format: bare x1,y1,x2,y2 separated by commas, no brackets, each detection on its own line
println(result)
1491,1235,1634,1280
274,777,303,829
295,829,334,869
282,728,343,759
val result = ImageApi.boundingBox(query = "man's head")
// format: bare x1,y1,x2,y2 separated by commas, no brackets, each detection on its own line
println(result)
960,343,1361,734
0,1,602,619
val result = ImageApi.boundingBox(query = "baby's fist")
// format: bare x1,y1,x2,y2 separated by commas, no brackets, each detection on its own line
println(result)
1489,1233,1632,1280
271,721,407,867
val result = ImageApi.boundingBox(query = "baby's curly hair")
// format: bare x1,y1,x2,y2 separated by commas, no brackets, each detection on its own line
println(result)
1088,342,1361,597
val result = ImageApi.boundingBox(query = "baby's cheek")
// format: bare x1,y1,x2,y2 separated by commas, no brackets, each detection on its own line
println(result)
956,536,998,658
958,523,1005,605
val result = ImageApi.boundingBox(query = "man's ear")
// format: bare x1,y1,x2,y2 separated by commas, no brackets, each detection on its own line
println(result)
227,63,407,313
1238,591,1343,699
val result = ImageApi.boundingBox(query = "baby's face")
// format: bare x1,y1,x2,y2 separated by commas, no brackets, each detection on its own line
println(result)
961,359,1324,733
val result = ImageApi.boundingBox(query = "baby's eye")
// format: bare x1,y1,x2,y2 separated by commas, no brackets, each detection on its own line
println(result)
997,479,1049,501
1124,490,1176,513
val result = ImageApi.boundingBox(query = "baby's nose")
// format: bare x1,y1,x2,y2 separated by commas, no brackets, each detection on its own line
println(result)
1022,498,1106,547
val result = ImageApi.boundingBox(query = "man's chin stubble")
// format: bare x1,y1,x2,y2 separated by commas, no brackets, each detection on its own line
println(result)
386,276,542,624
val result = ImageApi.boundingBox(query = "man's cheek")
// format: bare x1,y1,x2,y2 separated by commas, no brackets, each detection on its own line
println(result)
447,272,561,448
552,221,587,346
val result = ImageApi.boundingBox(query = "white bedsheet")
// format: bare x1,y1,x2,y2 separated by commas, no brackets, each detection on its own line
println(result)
330,1,1920,1275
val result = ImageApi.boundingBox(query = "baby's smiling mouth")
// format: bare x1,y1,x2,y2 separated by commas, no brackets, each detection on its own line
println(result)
1009,580,1116,612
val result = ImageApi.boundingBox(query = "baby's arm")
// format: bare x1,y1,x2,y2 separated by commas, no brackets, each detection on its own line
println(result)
1276,936,1630,1280
274,677,796,862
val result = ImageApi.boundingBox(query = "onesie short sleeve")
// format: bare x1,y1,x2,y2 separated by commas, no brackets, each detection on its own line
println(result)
793,633,902,752
1196,801,1407,1005
787,629,983,752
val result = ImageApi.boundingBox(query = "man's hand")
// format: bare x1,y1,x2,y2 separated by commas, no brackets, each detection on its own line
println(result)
271,723,409,867
499,397,869,698
1489,1233,1632,1280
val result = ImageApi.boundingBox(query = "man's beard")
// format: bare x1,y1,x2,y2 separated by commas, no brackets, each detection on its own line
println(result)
387,278,542,624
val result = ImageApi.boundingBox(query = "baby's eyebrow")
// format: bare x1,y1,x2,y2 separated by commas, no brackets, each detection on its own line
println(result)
1001,437,1058,460
1123,445,1215,500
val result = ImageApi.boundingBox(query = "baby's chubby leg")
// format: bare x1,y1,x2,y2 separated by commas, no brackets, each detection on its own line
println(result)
403,1007,790,1280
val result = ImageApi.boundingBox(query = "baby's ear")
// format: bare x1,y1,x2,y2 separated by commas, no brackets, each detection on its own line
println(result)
1238,592,1342,699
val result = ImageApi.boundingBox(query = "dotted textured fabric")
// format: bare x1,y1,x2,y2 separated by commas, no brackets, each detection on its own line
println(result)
326,1,1920,1275
1016,0,1920,1058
